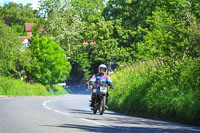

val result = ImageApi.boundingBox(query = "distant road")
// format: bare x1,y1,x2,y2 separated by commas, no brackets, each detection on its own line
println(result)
0,86,200,133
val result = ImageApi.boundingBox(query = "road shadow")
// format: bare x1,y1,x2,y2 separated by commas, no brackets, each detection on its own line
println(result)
41,123,200,133
67,83,91,95
66,109,93,115
64,109,200,133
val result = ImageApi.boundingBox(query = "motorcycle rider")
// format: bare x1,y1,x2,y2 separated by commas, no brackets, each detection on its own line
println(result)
89,64,114,109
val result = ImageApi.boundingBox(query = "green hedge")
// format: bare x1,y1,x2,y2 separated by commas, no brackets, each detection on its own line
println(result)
109,58,200,125
0,76,68,96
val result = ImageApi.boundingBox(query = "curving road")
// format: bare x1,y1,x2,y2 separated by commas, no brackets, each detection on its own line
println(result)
0,85,200,133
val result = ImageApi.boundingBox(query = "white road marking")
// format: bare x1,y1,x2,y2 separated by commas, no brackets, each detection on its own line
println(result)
44,106,51,110
42,96,115,128
79,118,113,128
53,110,70,116
43,100,52,110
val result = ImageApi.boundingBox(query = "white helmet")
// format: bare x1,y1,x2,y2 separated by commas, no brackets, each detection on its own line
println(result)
98,64,107,73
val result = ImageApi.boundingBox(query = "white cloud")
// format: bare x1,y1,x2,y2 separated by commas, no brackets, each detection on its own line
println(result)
1,0,40,9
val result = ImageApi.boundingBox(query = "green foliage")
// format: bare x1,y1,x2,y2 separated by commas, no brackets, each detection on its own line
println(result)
31,18,46,37
69,45,91,80
103,0,159,58
0,75,68,96
45,11,86,51
38,0,72,18
103,0,200,60
0,20,32,77
46,84,69,95
1,2,38,35
86,18,131,73
137,10,188,58
109,58,200,125
103,0,157,28
30,36,71,84
71,0,105,23
39,3,88,80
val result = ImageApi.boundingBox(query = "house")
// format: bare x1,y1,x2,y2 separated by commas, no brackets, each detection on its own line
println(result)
18,36,32,47
18,23,44,47
25,23,36,36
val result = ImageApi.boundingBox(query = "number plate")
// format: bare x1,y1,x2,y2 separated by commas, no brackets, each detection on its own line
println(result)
100,87,107,93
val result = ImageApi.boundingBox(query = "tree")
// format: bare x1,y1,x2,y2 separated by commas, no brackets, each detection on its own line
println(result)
69,45,91,80
45,11,86,51
102,0,161,60
38,0,72,18
1,2,38,35
137,0,200,59
38,0,86,52
103,0,158,28
39,0,105,24
86,18,131,73
30,36,71,85
38,0,90,80
71,0,105,23
0,19,32,77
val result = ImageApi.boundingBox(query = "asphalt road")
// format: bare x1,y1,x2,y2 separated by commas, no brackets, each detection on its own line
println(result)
0,85,200,133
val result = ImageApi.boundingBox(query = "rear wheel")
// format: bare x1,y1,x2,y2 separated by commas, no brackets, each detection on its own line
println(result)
99,95,106,115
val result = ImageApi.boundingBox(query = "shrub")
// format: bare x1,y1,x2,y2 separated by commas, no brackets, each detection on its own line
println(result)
0,76,68,96
109,58,200,125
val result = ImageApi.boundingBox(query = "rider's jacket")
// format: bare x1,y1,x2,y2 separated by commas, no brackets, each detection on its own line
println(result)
89,73,114,89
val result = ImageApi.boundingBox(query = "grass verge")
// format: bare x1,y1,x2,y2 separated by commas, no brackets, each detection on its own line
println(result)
0,76,68,96
108,58,200,125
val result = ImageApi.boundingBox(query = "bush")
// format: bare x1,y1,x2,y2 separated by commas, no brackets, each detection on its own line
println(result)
0,76,68,96
30,36,71,84
109,58,200,125
46,84,69,96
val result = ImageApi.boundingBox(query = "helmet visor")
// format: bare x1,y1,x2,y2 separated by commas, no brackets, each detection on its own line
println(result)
100,68,106,72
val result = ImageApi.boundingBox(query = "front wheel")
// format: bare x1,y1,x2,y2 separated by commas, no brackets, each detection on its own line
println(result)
99,95,106,115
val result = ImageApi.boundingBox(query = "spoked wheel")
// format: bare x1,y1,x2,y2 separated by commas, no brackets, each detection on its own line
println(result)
99,95,106,115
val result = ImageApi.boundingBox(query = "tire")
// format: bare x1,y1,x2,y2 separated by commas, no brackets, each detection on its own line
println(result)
99,95,106,115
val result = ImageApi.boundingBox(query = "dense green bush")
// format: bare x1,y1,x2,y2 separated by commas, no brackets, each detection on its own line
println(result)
109,58,200,125
0,76,68,96
30,36,72,85
0,19,32,77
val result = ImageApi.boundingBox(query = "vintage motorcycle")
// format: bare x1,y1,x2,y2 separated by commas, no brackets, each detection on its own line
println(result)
91,82,108,115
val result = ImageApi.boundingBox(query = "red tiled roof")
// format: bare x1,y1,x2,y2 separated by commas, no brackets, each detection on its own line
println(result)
25,23,35,32
25,23,44,32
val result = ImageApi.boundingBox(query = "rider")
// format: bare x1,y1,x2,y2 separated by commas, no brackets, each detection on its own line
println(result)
89,64,114,109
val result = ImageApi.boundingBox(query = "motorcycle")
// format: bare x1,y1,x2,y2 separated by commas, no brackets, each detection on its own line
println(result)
91,83,108,115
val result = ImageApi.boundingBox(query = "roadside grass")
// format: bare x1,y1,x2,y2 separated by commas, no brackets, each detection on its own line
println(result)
108,58,200,125
0,76,68,96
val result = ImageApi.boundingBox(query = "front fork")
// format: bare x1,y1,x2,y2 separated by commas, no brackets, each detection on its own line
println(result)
91,88,109,107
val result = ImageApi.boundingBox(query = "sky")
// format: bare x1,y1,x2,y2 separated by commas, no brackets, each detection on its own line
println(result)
0,0,40,9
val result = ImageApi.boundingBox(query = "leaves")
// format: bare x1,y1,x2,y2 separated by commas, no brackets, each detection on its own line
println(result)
1,2,38,36
0,19,32,77
30,36,71,84
71,0,105,23
109,58,200,124
86,18,131,73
